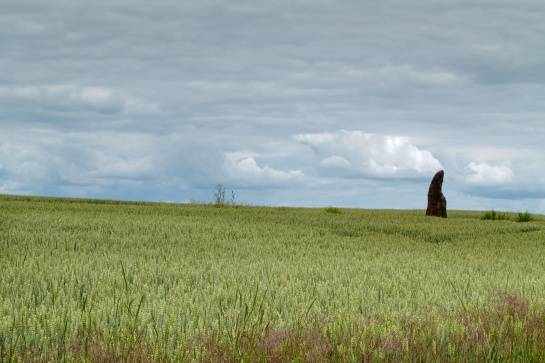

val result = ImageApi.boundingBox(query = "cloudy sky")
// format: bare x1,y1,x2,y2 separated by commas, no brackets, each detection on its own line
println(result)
2,0,544,213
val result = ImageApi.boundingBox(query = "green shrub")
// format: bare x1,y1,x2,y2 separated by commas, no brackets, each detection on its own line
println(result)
325,206,341,214
515,211,534,223
482,209,509,221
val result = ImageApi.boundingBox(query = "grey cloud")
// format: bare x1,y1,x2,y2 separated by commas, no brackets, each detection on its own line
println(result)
462,186,545,201
1,0,544,212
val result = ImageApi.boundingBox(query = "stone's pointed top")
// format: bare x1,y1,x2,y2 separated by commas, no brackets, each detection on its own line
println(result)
426,170,447,218
432,170,444,183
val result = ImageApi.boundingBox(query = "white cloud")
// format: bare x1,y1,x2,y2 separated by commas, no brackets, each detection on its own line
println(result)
368,159,399,176
319,155,351,168
294,131,443,178
466,162,514,186
0,85,125,114
43,85,125,114
294,133,340,147
224,152,304,185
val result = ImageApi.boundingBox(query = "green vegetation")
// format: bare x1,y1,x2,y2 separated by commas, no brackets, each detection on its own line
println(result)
212,183,227,207
481,209,536,224
482,209,510,221
1,194,545,361
324,206,342,214
516,210,534,223
212,184,237,208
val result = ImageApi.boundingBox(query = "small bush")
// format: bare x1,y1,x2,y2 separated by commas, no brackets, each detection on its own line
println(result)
516,211,534,223
213,184,226,207
325,206,341,214
481,210,495,220
212,184,237,207
481,209,509,221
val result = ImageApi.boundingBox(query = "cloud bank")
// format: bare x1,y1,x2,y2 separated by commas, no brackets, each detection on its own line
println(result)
224,151,304,186
294,131,443,178
466,162,513,186
1,0,544,212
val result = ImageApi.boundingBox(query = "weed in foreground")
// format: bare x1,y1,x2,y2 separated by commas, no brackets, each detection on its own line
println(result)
199,294,545,362
4,294,545,362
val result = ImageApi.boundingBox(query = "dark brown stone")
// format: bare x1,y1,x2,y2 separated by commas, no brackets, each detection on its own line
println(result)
426,170,447,218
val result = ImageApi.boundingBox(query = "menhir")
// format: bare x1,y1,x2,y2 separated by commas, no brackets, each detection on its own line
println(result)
426,170,447,218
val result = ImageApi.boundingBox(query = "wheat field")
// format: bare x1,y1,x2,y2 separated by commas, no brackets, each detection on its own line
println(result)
1,194,545,361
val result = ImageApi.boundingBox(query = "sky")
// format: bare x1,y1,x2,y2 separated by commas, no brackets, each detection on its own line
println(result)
1,0,545,213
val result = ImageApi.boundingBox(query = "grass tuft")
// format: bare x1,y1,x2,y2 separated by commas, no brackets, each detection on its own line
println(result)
325,206,341,214
481,209,510,221
515,211,534,223
198,294,545,362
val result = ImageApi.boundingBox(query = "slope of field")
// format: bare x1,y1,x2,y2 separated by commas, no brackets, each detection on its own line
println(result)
1,195,545,361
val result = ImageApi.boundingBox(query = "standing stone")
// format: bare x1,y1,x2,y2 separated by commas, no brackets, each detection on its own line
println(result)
426,170,447,218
